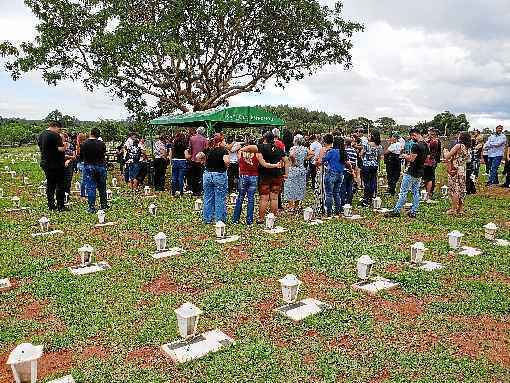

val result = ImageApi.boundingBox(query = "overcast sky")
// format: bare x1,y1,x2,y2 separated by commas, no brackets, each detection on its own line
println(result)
1,0,509,130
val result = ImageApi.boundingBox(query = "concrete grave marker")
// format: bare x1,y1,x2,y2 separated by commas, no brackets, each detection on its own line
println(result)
459,246,482,257
69,261,111,276
0,278,12,291
277,298,331,322
352,276,400,294
153,247,185,259
417,261,444,271
48,375,75,383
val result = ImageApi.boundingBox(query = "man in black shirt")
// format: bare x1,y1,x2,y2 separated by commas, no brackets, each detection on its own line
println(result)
80,127,108,213
38,121,67,211
386,128,429,218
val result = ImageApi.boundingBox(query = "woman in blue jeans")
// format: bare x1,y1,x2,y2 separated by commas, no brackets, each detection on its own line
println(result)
361,131,383,207
196,134,230,224
319,136,352,216
232,141,282,225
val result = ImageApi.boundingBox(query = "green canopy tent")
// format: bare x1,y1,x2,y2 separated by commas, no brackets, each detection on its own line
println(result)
149,106,285,137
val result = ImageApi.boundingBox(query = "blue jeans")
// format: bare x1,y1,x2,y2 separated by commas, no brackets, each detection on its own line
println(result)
340,171,354,206
232,175,258,225
488,156,502,185
172,159,188,195
83,164,108,212
76,161,86,197
394,173,421,214
324,170,344,216
203,171,228,223
362,166,378,204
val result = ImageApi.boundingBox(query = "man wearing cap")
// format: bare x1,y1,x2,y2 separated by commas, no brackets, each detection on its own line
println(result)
187,126,208,196
485,125,507,186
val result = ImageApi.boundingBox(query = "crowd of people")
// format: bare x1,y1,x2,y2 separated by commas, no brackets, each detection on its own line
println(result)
38,121,509,222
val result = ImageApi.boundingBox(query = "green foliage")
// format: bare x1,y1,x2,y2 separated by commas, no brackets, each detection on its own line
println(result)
1,0,363,118
416,111,470,135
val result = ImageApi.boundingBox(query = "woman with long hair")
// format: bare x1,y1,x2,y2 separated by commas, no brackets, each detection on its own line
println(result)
444,131,471,215
196,133,230,223
314,134,334,216
283,134,313,213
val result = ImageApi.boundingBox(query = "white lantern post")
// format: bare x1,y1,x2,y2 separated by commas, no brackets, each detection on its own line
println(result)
343,204,352,217
111,177,118,187
11,171,17,179
97,210,106,224
74,181,81,191
12,196,20,209
4,165,9,172
154,232,167,252
0,188,3,198
144,186,151,196
420,190,428,201
356,255,374,281
279,274,302,303
483,222,498,241
38,185,46,196
229,193,238,205
441,185,449,197
194,199,203,211
175,302,203,340
7,343,44,383
303,207,314,222
265,213,276,229
148,203,157,216
215,221,226,238
447,230,464,249
373,197,382,210
39,217,50,233
23,177,29,185
106,189,113,201
410,242,426,265
64,193,69,204
78,244,94,266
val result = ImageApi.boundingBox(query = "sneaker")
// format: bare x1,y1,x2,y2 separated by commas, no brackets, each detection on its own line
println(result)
384,211,400,218
407,211,417,218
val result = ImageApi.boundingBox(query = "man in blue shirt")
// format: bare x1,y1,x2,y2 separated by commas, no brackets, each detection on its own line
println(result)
485,125,508,186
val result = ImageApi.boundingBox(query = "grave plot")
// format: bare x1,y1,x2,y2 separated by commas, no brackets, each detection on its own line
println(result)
152,232,185,259
351,256,399,294
0,278,12,292
68,245,111,276
214,222,240,244
408,242,444,271
31,217,64,237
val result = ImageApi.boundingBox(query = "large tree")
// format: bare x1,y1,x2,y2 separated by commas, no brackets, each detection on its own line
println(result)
0,0,363,118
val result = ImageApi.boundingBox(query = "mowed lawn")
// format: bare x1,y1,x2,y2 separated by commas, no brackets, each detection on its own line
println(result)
1,146,510,383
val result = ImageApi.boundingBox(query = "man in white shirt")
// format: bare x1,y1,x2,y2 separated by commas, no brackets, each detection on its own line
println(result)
486,125,508,186
308,134,322,190
384,132,403,195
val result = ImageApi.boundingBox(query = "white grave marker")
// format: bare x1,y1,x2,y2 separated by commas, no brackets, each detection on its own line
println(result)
0,278,12,291
7,343,44,383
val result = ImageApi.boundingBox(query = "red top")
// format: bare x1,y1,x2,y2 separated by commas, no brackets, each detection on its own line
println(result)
275,139,285,152
238,152,259,176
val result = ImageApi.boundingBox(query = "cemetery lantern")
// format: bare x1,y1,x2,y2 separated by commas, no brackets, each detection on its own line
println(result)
78,244,94,266
483,222,498,241
75,181,81,191
144,186,151,196
97,210,106,224
265,213,276,230
11,171,16,179
38,185,46,196
154,232,167,252
441,185,449,197
373,197,382,210
279,274,302,304
148,203,157,216
229,193,238,205
23,177,29,185
420,190,428,201
357,255,374,281
303,207,314,222
64,193,69,204
343,204,352,217
215,221,226,238
175,302,203,340
111,177,118,187
410,242,426,264
194,199,203,211
7,342,44,383
0,188,3,198
39,217,50,232
12,196,20,209
4,165,9,172
447,230,464,249
106,189,113,201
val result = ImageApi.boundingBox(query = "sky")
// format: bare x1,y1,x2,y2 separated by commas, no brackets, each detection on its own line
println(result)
0,0,509,130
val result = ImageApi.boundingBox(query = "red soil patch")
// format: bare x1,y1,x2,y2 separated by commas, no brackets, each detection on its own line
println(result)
225,245,250,263
446,316,510,366
82,345,109,360
370,368,390,383
357,292,424,322
126,346,176,371
303,352,316,365
20,300,48,320
141,274,198,296
38,350,73,380
385,264,403,274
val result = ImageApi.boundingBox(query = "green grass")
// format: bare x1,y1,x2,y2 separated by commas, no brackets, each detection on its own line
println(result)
1,146,509,382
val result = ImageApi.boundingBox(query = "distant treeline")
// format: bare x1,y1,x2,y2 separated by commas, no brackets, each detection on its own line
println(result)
0,106,476,146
